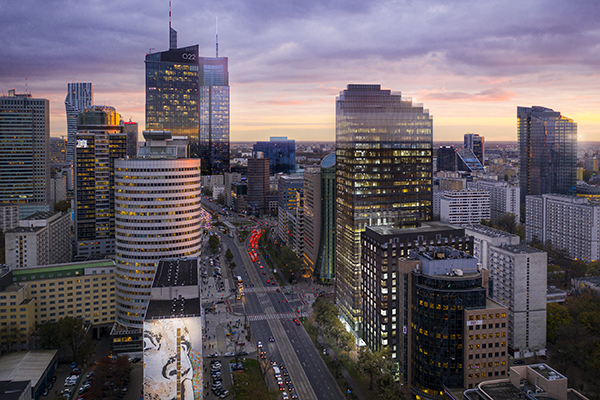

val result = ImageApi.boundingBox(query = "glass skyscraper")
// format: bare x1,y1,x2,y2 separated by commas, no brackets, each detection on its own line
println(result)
336,84,433,332
253,137,296,175
518,106,577,203
198,56,230,175
464,133,484,166
145,28,200,156
65,82,93,163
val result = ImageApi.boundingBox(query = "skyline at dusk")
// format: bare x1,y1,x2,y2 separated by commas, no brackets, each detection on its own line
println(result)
2,0,600,142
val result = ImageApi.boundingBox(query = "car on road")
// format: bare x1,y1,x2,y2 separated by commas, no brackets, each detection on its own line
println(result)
282,392,289,400
208,352,220,358
266,280,270,284
224,352,235,357
263,272,267,275
276,289,280,292
293,318,301,326
269,336,275,342
237,351,248,356
257,341,263,348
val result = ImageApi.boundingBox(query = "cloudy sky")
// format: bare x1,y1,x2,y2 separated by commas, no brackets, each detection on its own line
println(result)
2,0,600,142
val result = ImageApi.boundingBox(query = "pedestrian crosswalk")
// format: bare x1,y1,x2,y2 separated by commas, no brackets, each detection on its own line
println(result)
247,311,309,321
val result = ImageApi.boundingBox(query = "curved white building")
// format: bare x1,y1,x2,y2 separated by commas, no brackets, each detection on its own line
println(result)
114,156,202,329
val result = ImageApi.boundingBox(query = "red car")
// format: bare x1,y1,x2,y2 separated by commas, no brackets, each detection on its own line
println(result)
293,319,300,326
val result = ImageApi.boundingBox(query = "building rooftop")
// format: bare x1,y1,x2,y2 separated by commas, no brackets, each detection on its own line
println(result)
530,364,565,381
0,350,57,388
478,381,530,400
6,226,45,233
22,211,58,220
145,297,201,319
465,224,519,239
12,260,115,282
152,258,198,288
0,380,30,400
366,221,465,241
497,244,544,254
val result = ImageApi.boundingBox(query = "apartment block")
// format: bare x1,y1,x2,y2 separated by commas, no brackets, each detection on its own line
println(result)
465,224,520,271
526,194,600,262
440,190,491,225
488,244,547,358
469,179,520,223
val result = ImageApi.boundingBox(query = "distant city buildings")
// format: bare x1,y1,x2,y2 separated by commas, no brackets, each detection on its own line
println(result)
49,137,67,164
464,133,484,166
0,90,51,219
65,82,93,163
440,189,491,225
124,121,138,158
277,175,303,250
526,194,600,262
518,106,577,203
74,106,127,259
335,84,433,332
253,137,296,175
0,204,19,234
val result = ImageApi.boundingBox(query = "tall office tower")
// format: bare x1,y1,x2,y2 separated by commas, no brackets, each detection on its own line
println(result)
488,244,547,358
464,133,484,166
253,137,296,175
145,27,200,156
247,152,270,216
0,89,51,219
518,106,577,203
335,84,433,331
437,145,456,172
198,56,230,175
277,175,303,246
124,121,138,157
468,179,520,223
360,223,473,390
440,189,491,225
303,153,336,284
50,137,67,164
114,131,201,330
74,106,127,258
65,82,93,163
526,194,600,262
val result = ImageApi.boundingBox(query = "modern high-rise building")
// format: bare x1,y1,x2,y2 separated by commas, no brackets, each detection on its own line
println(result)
335,84,433,331
303,153,336,284
65,82,93,163
277,175,303,246
0,89,51,219
198,56,230,175
253,137,296,175
145,28,200,156
247,153,270,216
464,133,484,166
124,121,138,158
114,131,202,330
74,106,127,258
518,106,577,203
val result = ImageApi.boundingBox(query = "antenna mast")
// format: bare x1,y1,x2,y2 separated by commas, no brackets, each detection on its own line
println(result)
169,1,172,28
216,17,219,58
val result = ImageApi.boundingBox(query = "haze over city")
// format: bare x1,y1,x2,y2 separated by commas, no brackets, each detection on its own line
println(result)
1,0,600,142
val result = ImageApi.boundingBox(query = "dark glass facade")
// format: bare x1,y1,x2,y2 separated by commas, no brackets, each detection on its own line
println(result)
247,156,269,216
437,146,456,172
411,268,486,398
316,153,336,283
145,45,200,155
253,137,296,175
464,133,484,166
518,106,577,203
199,57,230,175
336,84,433,331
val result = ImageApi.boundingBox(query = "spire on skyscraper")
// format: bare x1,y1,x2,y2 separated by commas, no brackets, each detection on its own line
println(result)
169,1,177,49
216,17,219,58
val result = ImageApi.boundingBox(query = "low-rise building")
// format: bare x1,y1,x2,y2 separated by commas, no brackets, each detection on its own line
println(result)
440,190,491,225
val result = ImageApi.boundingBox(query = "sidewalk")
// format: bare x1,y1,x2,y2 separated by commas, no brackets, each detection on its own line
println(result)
318,336,366,400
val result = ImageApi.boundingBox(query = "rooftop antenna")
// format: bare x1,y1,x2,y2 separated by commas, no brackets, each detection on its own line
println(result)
168,1,177,49
25,77,28,94
169,1,172,29
216,17,219,58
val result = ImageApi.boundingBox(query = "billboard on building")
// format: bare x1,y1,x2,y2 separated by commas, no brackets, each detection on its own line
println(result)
143,317,203,400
